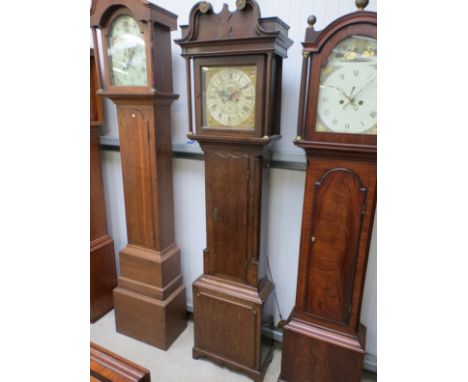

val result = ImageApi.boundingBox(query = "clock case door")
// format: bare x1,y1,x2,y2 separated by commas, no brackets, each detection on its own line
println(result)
94,4,177,97
193,55,268,139
299,13,377,152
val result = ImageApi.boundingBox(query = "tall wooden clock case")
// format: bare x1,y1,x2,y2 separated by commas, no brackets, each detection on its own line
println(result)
90,48,118,323
279,1,377,381
90,0,186,350
176,1,292,381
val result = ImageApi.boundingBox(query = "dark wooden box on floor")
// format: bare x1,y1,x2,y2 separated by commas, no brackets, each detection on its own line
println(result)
90,342,151,382
278,2,377,382
176,1,292,381
91,0,186,349
90,48,117,323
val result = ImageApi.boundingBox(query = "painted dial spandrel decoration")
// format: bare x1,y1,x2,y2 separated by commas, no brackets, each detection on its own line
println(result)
316,35,377,134
202,66,256,129
107,15,147,86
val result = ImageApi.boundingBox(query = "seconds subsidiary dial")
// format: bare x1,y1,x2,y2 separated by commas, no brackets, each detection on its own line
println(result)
316,35,377,134
202,66,256,129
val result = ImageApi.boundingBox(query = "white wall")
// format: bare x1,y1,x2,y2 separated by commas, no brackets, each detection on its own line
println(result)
95,0,377,369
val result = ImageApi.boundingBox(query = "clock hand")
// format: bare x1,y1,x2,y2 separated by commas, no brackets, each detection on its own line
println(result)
320,85,352,101
216,89,230,103
342,85,359,110
343,101,359,111
352,76,376,99
125,48,137,69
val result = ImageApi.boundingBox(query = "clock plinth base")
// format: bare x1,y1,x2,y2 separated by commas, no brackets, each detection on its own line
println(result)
192,275,274,382
90,235,117,323
279,316,366,382
113,244,187,350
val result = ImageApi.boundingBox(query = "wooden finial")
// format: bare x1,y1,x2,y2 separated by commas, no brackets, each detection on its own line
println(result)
307,15,317,28
236,0,247,10
199,1,212,13
355,0,369,10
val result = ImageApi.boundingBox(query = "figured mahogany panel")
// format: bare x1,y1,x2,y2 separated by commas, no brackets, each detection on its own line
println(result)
118,107,155,249
205,151,249,281
304,168,366,325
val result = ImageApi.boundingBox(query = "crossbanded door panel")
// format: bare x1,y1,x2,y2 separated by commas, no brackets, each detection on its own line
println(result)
118,107,155,249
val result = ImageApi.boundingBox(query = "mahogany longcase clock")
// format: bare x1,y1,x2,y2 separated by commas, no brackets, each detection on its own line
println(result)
90,48,117,323
279,1,377,381
176,1,292,380
91,0,186,350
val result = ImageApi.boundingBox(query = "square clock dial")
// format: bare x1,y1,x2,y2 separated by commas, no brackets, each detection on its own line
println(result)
316,35,377,135
201,65,257,130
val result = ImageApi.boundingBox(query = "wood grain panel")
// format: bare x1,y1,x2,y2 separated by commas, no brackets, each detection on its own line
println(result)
118,107,154,249
304,168,365,324
90,342,151,382
90,48,116,323
195,292,256,368
205,152,249,281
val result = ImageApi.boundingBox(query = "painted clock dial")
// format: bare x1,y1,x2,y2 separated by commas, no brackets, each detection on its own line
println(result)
202,66,256,129
107,14,147,86
316,35,377,134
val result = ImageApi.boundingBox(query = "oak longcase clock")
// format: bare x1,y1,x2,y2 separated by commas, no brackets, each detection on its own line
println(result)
90,48,117,323
176,1,292,381
279,1,377,382
91,0,186,350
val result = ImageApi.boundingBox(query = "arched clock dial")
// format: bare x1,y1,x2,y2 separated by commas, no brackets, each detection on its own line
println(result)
316,35,377,135
107,14,147,86
202,66,256,129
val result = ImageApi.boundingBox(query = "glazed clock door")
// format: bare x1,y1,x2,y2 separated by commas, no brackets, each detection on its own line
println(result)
193,54,266,139
315,35,377,135
202,65,257,129
107,14,148,86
